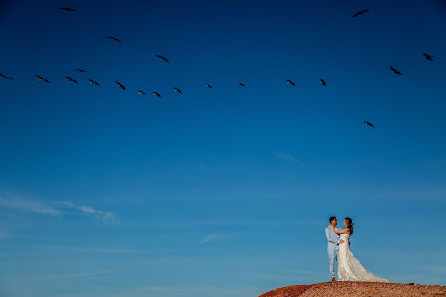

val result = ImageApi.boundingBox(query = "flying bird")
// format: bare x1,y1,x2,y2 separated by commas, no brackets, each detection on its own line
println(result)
138,90,146,95
88,79,100,86
320,79,327,86
364,121,375,127
59,7,76,12
352,9,368,17
155,55,169,63
0,73,13,80
115,81,126,90
205,84,213,88
35,75,50,83
153,91,161,98
237,82,246,87
65,76,78,84
174,87,182,94
423,53,433,61
390,65,402,75
105,36,121,43
74,68,87,72
287,79,296,86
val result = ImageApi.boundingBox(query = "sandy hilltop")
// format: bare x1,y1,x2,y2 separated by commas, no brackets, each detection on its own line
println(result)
259,281,446,297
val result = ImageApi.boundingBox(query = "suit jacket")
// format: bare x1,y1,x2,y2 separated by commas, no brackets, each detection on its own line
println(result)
325,227,340,251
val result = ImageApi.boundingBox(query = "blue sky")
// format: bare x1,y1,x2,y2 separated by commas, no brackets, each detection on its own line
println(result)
1,0,446,296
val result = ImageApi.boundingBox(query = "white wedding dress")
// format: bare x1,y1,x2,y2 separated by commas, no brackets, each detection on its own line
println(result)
338,233,390,282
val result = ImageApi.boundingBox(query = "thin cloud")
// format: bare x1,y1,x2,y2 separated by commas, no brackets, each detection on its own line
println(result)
0,193,118,223
35,270,112,280
140,285,257,297
273,151,298,162
55,201,119,224
256,269,314,280
55,201,75,208
47,245,147,254
423,265,446,273
200,233,227,244
0,194,61,216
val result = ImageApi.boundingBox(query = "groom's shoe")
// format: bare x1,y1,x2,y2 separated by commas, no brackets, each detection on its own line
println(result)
331,277,336,282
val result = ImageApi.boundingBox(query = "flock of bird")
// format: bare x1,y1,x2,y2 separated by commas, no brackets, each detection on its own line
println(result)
0,7,437,129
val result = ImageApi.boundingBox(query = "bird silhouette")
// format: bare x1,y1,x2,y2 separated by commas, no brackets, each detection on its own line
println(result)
74,68,87,72
205,84,213,88
115,81,126,90
320,79,327,86
174,87,182,94
59,7,76,12
0,73,14,80
352,9,368,17
88,79,100,86
364,121,375,127
35,75,50,83
138,90,146,95
287,80,296,86
105,36,121,43
65,76,78,84
153,91,162,98
155,55,169,63
423,53,433,61
237,82,246,87
390,65,402,75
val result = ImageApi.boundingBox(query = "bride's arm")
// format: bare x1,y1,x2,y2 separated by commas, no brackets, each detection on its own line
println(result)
328,225,350,235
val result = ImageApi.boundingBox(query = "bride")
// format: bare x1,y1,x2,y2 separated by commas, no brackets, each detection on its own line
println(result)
329,218,390,282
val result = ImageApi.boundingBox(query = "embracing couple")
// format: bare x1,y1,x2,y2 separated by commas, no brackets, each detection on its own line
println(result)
325,216,390,282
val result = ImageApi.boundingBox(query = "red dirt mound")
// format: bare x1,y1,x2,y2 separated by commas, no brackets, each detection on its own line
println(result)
259,281,446,297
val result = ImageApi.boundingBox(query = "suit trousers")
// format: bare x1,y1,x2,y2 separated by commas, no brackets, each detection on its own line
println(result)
327,249,338,279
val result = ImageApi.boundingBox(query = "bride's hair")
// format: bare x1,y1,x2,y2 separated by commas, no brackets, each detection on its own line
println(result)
345,217,354,235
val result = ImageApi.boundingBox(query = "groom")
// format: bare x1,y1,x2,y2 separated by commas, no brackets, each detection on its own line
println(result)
325,216,344,281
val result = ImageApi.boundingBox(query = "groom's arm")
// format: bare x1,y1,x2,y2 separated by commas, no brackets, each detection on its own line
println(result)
325,228,340,245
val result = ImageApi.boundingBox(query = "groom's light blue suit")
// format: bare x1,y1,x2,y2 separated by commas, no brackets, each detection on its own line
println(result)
325,227,340,279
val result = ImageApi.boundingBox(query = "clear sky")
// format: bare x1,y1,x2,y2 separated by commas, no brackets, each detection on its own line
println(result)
1,0,446,296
